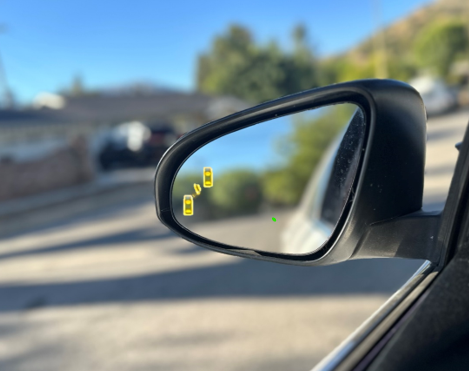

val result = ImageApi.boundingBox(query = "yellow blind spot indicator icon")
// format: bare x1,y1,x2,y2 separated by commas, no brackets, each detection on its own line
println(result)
193,184,201,196
183,195,193,216
203,167,213,188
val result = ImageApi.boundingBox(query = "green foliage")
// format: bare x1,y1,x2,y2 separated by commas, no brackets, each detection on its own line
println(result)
335,58,375,82
317,58,349,85
172,172,200,200
209,168,263,216
387,57,418,82
414,20,468,79
262,105,353,206
320,53,417,86
196,24,319,104
196,13,468,104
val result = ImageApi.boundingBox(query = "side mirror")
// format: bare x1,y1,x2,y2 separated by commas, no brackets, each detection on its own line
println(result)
154,79,439,266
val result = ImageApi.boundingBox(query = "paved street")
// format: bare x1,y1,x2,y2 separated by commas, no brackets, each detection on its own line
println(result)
0,109,467,371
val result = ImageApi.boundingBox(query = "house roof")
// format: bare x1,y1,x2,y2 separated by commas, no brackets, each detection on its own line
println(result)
0,91,217,128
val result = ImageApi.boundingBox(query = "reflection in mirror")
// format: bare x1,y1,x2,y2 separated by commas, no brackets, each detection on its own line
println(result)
172,104,366,255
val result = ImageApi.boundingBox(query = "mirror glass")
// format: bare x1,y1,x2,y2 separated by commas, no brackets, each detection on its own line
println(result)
171,103,365,255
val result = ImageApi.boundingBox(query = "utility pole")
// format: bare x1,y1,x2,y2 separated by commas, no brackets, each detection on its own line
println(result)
0,24,13,108
371,0,388,79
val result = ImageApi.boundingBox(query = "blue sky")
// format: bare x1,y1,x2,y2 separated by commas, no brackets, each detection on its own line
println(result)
0,0,432,103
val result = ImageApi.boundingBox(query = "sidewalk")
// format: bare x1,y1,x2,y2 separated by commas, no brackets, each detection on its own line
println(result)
0,168,156,238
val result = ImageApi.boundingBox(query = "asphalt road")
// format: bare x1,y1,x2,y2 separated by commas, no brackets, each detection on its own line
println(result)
0,109,467,371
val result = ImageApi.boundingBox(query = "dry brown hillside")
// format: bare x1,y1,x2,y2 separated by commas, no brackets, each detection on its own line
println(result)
343,0,468,63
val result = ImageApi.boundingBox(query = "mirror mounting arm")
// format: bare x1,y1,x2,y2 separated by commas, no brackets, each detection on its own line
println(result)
353,211,441,262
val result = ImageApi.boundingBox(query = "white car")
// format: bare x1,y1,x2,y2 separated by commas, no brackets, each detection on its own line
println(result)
409,76,457,116
280,133,339,254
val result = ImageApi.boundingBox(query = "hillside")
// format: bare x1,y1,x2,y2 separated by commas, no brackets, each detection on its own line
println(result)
341,0,468,64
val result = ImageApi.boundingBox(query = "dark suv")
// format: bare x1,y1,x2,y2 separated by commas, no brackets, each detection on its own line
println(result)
99,121,178,170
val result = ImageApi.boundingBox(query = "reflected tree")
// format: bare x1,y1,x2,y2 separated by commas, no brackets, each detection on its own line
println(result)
262,105,354,206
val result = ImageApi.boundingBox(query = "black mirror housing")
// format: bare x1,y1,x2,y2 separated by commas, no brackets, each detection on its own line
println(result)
154,79,427,266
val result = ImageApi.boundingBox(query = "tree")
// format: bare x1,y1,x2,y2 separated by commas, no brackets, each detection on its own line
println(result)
196,24,319,104
209,168,263,216
414,20,468,79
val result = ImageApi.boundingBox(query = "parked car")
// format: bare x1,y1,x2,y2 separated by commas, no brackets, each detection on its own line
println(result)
154,79,469,370
281,105,369,254
99,121,177,170
280,127,341,254
409,76,458,116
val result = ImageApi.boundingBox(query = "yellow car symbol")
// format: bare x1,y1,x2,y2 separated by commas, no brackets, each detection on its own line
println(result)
203,167,213,188
183,195,193,216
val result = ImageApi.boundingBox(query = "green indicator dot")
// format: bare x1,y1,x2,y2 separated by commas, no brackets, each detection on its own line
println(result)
272,217,276,222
